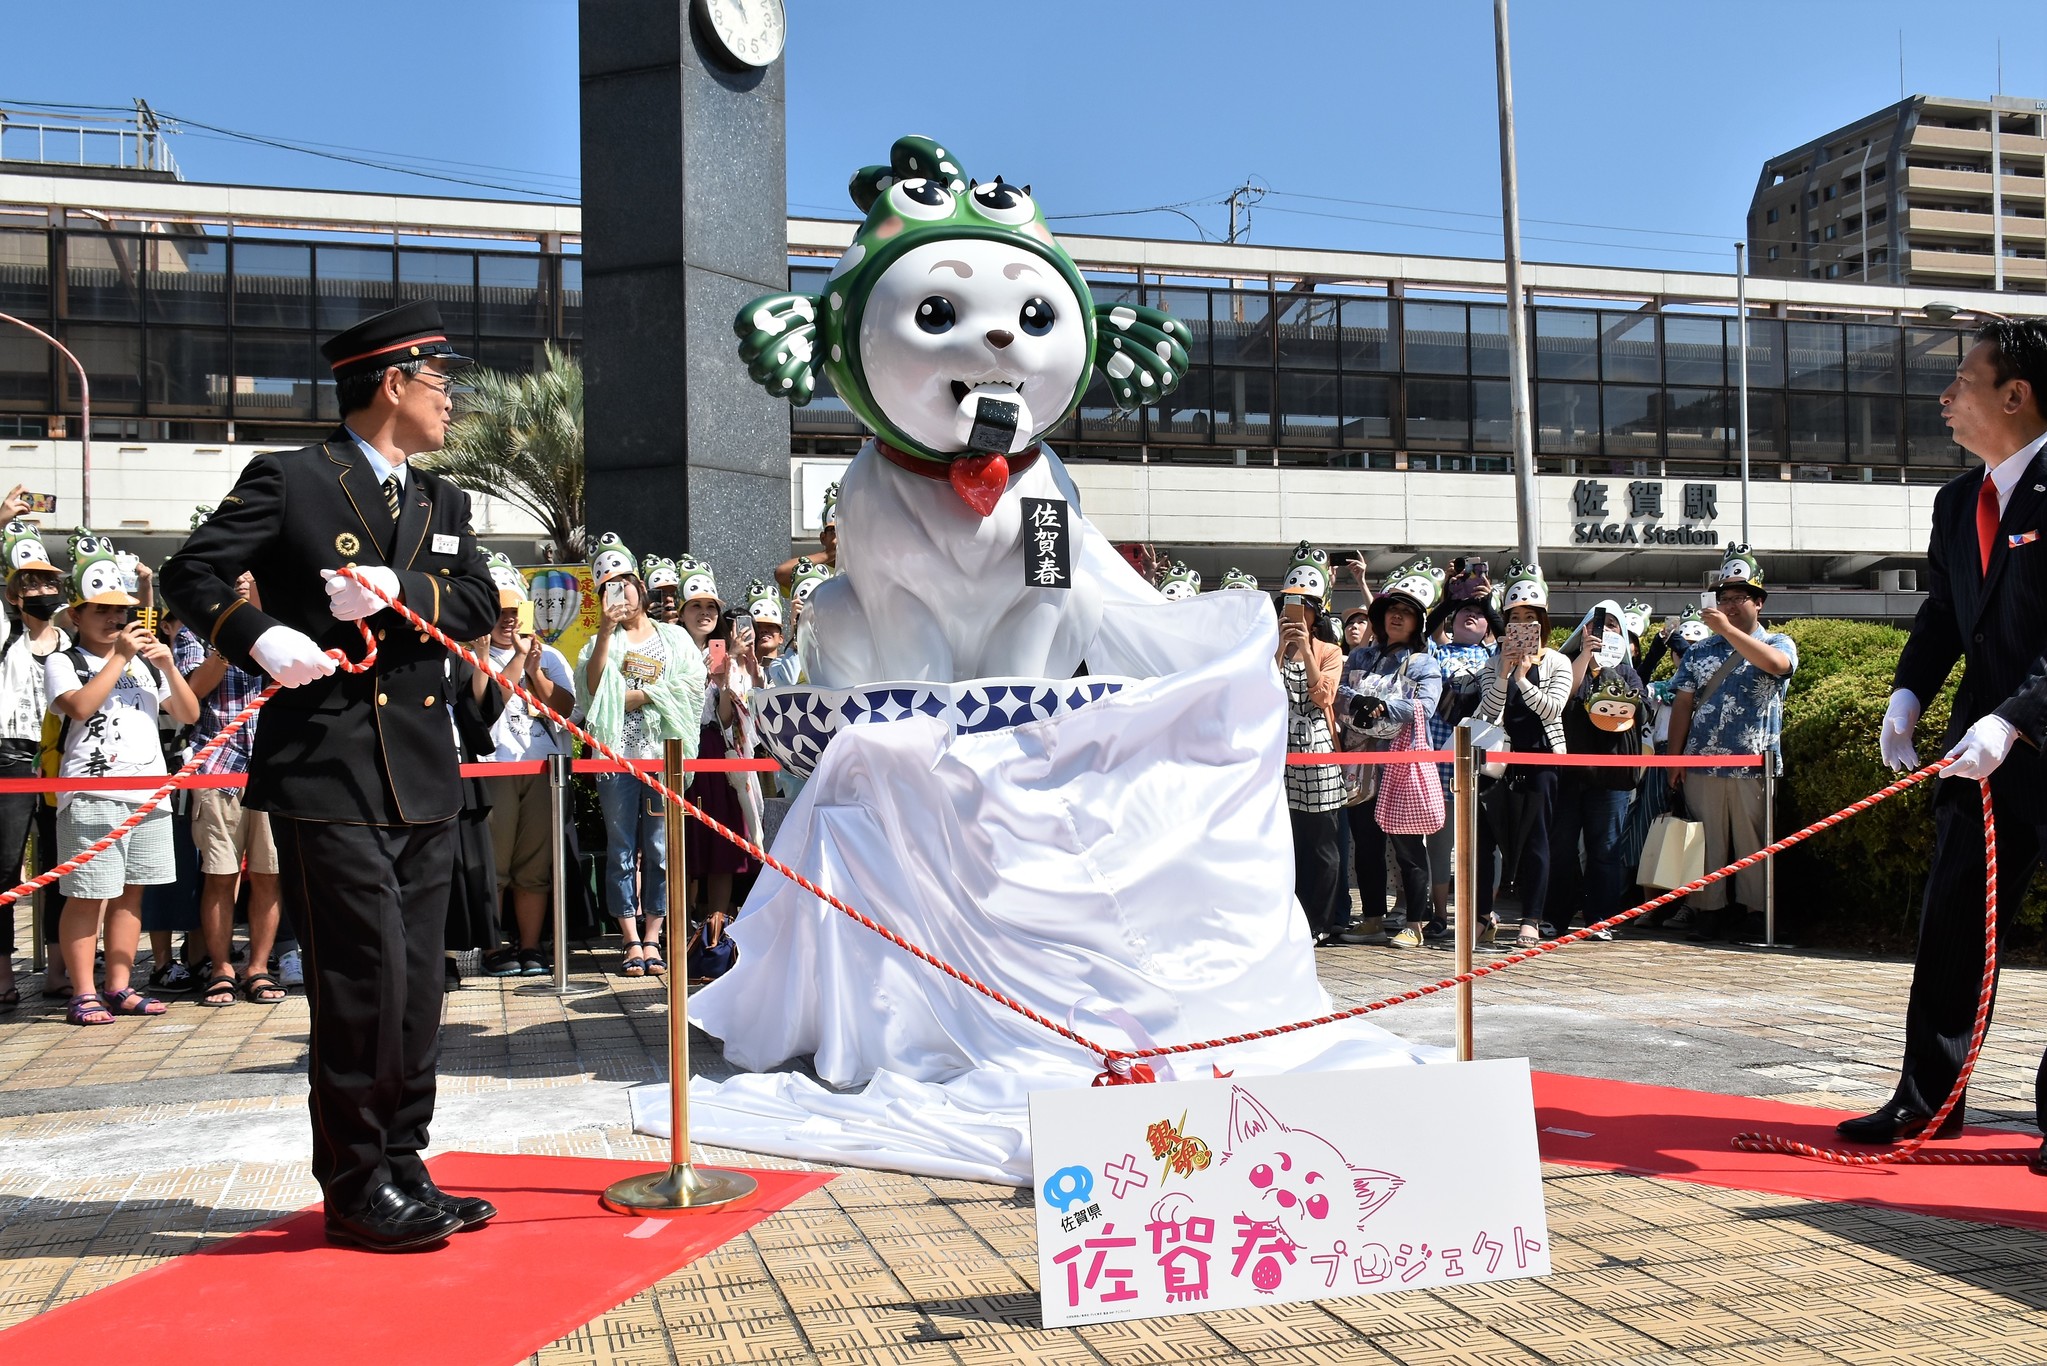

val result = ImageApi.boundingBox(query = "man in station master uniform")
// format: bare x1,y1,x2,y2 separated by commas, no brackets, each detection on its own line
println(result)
163,301,501,1251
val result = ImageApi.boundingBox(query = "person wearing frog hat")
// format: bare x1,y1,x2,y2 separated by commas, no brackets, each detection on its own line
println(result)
744,576,788,667
1156,562,1201,601
1475,560,1572,949
1547,599,1648,942
672,555,759,954
1422,560,1500,931
577,533,704,978
1275,543,1347,944
1215,568,1260,594
782,556,834,678
1334,557,1446,948
0,499,71,1005
640,555,682,626
774,482,839,600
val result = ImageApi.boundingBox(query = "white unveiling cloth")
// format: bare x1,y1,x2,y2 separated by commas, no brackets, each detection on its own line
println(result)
636,589,1443,1185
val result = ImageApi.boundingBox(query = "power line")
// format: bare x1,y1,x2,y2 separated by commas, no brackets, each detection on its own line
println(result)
1265,189,1736,244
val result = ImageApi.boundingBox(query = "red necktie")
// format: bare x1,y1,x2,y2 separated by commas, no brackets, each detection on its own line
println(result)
1978,474,2000,575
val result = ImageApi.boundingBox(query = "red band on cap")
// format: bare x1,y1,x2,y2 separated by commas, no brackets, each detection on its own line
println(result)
328,334,450,372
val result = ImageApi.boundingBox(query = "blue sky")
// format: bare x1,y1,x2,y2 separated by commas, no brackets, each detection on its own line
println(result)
6,0,2044,272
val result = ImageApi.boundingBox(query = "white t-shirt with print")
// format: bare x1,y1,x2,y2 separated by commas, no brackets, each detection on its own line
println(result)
614,628,672,761
488,639,574,762
44,649,172,809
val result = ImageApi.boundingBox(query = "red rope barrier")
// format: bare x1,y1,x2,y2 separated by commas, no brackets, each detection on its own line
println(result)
1285,751,1765,767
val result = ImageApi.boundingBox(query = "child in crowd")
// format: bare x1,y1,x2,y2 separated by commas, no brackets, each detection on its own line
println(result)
0,507,70,1007
45,533,199,1024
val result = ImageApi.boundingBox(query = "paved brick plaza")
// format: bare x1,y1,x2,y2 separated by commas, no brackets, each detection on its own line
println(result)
3,917,2046,1364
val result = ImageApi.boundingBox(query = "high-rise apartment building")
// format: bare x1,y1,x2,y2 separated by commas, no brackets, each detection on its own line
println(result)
1749,95,2047,293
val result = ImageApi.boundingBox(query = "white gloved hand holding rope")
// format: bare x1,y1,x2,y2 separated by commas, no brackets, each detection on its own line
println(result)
250,626,338,688
1943,712,2017,781
1880,688,1921,772
321,566,399,621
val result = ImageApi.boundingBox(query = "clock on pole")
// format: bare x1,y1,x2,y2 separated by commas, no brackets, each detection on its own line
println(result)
693,0,786,69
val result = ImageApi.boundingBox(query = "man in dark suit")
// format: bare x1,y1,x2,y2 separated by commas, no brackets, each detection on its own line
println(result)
1844,319,2047,1167
162,301,503,1248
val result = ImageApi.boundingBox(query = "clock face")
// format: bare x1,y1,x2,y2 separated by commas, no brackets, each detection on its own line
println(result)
697,0,786,68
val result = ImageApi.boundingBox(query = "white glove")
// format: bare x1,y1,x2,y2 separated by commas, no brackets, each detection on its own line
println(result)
1943,713,2018,781
321,565,400,622
250,625,338,688
1880,688,1922,772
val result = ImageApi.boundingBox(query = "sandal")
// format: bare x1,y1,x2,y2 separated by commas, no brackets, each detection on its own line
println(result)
101,986,167,1017
642,952,666,976
242,972,285,1005
67,992,114,1026
1476,914,1499,946
621,944,647,978
0,985,18,1012
1516,924,1542,949
198,974,239,1008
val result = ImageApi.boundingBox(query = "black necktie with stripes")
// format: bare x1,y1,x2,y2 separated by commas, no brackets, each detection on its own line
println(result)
382,473,402,524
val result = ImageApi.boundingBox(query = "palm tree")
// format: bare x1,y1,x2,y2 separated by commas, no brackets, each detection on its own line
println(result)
423,344,585,561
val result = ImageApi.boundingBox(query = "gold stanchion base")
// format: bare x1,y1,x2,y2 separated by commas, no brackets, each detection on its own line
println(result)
601,1163,758,1216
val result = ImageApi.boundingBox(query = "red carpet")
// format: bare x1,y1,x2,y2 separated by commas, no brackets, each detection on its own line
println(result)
0,1153,831,1365
1534,1071,2046,1231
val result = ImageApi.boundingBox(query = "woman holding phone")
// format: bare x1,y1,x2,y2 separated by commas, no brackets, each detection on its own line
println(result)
1275,546,1348,946
1476,561,1572,948
678,574,762,941
578,537,704,976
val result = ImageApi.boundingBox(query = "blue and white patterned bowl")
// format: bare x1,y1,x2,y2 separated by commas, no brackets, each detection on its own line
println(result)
757,676,1136,779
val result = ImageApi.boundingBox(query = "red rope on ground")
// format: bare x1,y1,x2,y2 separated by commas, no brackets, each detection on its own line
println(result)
0,621,378,908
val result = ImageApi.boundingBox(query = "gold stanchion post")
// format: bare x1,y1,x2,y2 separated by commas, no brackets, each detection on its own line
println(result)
1453,723,1476,1062
601,738,757,1215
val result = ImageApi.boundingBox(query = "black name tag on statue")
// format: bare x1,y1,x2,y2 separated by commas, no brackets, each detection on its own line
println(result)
1021,498,1071,591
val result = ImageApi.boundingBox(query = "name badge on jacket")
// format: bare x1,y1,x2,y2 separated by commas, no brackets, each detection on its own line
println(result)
432,534,459,554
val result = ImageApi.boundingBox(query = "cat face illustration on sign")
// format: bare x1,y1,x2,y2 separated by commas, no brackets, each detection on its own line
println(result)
1214,1086,1402,1279
735,135,1193,510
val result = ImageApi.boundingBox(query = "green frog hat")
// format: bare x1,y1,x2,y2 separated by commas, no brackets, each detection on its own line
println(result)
735,134,1192,516
789,556,833,606
675,554,720,606
590,532,638,587
1500,558,1549,612
1584,673,1645,733
485,549,528,607
820,481,840,530
1156,561,1201,601
745,577,783,626
2,519,60,581
1716,542,1767,600
66,529,136,607
1621,599,1654,640
640,555,680,594
1673,605,1713,646
1374,555,1444,617
1279,541,1332,607
1216,567,1260,593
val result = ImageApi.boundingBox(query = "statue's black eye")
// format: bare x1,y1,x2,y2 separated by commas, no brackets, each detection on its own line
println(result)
970,178,1036,225
900,178,950,207
916,296,956,334
1018,296,1056,336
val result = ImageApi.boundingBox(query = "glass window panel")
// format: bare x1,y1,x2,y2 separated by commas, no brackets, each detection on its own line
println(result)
1078,371,1142,443
149,328,230,414
1787,392,1846,460
1147,367,1212,444
1403,301,1467,375
1469,305,1510,377
1664,387,1728,458
64,233,143,321
1845,324,1899,394
472,338,547,376
1534,309,1597,380
232,241,312,329
1277,371,1340,446
1339,375,1391,445
1211,367,1272,443
1536,380,1598,454
1787,321,1844,390
1741,318,1785,387
478,254,544,336
1150,288,1208,367
1846,394,1901,460
558,257,583,339
315,245,392,331
1904,326,1962,395
1276,294,1340,370
1602,383,1659,456
1746,390,1785,457
0,230,51,317
0,332,53,409
1905,397,1965,467
788,363,859,438
1601,312,1660,384
66,325,143,413
1472,378,1511,450
1210,292,1270,367
233,332,317,421
1404,376,1470,450
1339,297,1391,372
400,250,475,338
144,234,228,326
1663,315,1725,385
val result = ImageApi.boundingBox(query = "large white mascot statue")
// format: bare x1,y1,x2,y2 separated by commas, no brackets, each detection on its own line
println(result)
661,136,1437,1184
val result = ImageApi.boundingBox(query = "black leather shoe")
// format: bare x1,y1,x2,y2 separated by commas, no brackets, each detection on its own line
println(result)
395,1174,498,1230
1835,1098,1965,1144
324,1181,462,1251
2029,1142,2047,1176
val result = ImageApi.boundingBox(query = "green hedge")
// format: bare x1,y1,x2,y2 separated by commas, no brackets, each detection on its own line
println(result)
1772,617,2044,954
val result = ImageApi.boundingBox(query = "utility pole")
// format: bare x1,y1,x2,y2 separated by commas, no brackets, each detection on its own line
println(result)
1736,243,1751,544
1493,0,1539,565
1225,181,1264,245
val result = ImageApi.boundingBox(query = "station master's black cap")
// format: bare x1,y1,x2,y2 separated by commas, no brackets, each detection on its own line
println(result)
319,300,473,380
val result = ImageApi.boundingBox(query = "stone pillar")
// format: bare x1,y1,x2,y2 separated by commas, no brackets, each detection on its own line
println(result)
578,0,790,587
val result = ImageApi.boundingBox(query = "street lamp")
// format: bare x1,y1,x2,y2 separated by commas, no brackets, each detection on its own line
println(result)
0,312,90,526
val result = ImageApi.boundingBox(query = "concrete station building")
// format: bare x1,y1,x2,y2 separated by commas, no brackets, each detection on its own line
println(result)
2,113,2040,622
